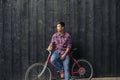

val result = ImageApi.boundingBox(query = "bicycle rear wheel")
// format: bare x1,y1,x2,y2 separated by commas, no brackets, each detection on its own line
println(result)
72,59,93,80
25,63,51,80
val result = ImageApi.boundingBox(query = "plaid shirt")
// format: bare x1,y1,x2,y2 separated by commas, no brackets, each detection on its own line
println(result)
50,32,72,54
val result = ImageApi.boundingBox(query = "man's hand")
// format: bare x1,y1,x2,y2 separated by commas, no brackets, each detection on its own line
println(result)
47,45,53,51
60,54,66,60
60,48,70,60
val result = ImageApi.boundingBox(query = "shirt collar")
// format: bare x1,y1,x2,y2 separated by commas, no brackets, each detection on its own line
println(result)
57,32,66,37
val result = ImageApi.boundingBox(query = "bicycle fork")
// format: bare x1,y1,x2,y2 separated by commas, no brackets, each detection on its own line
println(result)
38,51,52,79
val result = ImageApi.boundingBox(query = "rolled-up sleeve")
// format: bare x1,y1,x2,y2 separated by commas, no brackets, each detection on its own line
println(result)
67,36,72,49
50,34,55,45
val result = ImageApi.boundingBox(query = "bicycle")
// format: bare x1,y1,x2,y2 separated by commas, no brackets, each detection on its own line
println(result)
25,48,93,80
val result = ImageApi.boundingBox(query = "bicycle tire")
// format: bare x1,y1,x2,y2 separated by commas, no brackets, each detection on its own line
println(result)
25,63,52,80
71,59,93,80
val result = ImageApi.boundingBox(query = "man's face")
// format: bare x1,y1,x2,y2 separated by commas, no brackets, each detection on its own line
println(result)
56,24,64,32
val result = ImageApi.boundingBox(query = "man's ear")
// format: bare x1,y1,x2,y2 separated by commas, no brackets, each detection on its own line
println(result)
62,26,64,29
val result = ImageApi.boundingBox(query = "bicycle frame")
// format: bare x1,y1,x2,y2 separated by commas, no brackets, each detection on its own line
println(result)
46,51,82,76
25,50,93,80
38,51,52,78
70,52,82,75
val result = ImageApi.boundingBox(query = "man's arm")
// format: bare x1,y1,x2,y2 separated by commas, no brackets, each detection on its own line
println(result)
60,35,72,60
47,34,55,51
47,44,53,51
60,48,70,60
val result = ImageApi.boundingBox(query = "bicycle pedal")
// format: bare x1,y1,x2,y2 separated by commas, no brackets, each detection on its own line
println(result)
71,76,76,80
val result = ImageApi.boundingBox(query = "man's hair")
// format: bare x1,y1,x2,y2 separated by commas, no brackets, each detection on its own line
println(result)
57,22,65,27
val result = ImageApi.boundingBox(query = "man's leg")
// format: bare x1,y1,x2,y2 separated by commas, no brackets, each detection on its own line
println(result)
50,50,63,71
63,55,70,80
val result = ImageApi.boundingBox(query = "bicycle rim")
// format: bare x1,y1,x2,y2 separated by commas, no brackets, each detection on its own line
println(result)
25,63,51,80
72,59,93,80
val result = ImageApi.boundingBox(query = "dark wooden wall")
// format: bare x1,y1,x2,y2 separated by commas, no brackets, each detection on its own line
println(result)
0,0,120,80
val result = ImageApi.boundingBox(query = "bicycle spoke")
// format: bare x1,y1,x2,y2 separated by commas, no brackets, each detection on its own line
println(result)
25,63,51,80
72,59,93,80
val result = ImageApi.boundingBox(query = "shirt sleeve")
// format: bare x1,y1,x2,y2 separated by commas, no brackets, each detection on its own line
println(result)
50,34,55,45
67,35,72,49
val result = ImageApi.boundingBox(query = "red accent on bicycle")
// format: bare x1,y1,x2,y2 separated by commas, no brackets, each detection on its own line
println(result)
25,48,93,80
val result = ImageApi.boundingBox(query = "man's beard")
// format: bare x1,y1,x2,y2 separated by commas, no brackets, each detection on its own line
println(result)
57,30,62,32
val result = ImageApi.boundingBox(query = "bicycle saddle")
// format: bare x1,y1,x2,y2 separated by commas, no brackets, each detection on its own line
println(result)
71,48,77,52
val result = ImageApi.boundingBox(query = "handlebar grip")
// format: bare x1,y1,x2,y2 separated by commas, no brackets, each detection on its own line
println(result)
46,49,52,54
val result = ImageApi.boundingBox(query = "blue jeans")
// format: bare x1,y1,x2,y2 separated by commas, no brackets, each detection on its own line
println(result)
50,50,70,80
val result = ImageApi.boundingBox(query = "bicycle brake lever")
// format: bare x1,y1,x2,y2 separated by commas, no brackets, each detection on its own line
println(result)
46,49,52,55
48,51,51,54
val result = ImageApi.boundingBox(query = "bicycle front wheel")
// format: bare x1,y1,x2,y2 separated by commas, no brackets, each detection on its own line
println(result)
72,59,93,80
25,63,51,80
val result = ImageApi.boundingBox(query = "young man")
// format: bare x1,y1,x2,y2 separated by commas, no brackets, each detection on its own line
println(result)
47,22,72,80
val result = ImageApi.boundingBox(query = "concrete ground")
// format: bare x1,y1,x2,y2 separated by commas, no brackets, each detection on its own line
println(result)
58,77,120,80
92,77,120,80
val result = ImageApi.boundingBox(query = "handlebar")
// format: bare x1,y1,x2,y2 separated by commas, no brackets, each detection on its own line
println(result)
48,50,51,54
46,50,52,56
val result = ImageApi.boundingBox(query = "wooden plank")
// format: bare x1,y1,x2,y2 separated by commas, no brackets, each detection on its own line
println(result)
0,0,3,49
54,0,63,22
69,0,81,59
0,0,4,80
101,0,109,76
36,0,46,63
116,0,120,76
53,0,59,28
1,0,13,80
20,0,29,79
108,0,117,76
11,0,22,80
93,0,103,77
28,0,37,64
44,0,55,48
62,0,70,32
69,0,78,40
85,0,94,64
77,0,86,59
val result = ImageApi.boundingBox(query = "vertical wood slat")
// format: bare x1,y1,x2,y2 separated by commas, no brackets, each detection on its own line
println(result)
3,0,13,80
77,0,86,58
11,0,22,80
37,0,46,63
0,0,13,80
70,0,78,40
20,0,29,79
101,0,109,76
29,0,37,64
108,0,117,76
70,0,81,60
85,0,94,63
0,0,4,80
44,0,55,48
116,0,120,76
93,0,103,76
76,0,86,57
